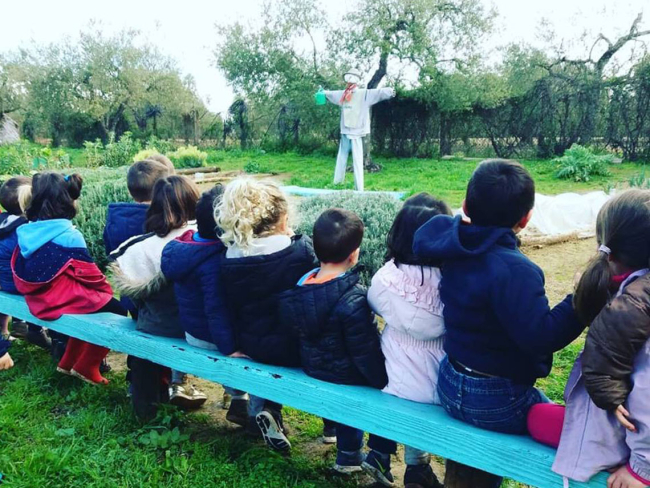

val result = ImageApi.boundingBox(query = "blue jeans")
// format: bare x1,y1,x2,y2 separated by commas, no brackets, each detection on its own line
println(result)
335,423,397,465
438,356,547,435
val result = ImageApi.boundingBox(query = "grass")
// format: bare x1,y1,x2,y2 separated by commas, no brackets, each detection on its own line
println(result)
0,344,354,488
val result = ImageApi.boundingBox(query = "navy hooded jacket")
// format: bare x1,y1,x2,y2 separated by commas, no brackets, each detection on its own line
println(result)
103,203,149,255
0,213,27,293
161,230,236,355
279,268,388,389
413,215,584,384
219,235,318,367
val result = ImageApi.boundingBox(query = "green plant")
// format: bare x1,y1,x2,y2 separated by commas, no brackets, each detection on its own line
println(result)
628,167,650,188
103,132,141,168
83,140,104,168
243,160,262,174
144,136,176,155
133,148,161,162
0,141,32,175
554,144,613,182
169,145,207,168
296,192,403,285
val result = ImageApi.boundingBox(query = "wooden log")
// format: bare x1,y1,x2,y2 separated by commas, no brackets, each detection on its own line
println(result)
176,166,221,175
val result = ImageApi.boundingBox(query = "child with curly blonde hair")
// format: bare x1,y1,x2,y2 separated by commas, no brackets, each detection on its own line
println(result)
216,178,318,451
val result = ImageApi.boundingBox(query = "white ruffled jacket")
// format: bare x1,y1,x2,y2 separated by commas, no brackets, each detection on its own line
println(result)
368,260,446,404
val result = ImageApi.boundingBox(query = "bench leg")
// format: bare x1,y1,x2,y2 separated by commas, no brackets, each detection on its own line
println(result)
444,460,502,488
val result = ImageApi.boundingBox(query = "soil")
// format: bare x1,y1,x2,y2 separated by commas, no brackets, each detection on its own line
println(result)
104,236,596,487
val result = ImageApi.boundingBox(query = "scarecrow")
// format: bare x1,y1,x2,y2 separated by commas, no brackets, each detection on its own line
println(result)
317,69,395,191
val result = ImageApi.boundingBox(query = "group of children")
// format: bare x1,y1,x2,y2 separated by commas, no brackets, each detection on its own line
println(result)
1,156,650,488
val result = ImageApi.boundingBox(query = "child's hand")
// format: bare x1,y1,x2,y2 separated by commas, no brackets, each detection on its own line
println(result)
615,405,637,432
228,351,250,359
607,465,648,488
0,352,14,370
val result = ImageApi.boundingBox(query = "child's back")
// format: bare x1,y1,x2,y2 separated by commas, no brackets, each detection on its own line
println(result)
414,160,584,435
0,177,31,293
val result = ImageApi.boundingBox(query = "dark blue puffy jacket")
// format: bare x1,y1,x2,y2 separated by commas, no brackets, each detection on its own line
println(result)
0,335,9,358
0,213,27,293
161,230,236,355
279,268,387,389
103,203,149,255
413,215,585,384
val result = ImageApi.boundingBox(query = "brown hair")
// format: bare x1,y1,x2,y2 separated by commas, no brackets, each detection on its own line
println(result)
26,172,83,221
574,190,650,324
127,160,173,203
146,154,175,174
0,176,32,216
145,176,200,237
313,208,364,263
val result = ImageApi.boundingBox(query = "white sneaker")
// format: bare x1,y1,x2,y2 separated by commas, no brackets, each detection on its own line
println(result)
169,384,207,410
255,410,291,451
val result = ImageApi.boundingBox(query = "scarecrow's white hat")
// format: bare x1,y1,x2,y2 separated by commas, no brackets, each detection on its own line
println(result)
343,68,362,84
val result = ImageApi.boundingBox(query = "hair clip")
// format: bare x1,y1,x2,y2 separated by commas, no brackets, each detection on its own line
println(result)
64,175,70,181
598,244,611,256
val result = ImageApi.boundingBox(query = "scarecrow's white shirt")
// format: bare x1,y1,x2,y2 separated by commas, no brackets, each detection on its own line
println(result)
324,87,394,137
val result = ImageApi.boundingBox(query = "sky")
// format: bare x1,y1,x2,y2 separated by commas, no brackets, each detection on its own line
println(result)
1,0,648,114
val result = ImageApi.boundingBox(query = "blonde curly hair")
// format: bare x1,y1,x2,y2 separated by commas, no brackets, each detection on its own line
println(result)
215,178,290,254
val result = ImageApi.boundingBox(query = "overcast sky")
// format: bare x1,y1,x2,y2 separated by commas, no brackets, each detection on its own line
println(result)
2,0,648,114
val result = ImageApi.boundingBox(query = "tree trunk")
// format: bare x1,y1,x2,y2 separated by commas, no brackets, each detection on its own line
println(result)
440,112,453,156
444,460,501,488
362,48,390,172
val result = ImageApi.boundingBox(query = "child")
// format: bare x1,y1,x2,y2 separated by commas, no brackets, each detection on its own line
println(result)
526,190,650,487
12,172,125,384
161,185,249,426
216,178,318,451
103,159,172,256
110,175,206,418
0,177,35,343
368,193,451,488
279,208,397,485
413,159,585,435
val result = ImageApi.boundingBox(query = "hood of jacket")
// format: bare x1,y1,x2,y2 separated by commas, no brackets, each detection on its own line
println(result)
280,270,360,340
103,203,149,254
162,230,224,282
0,213,27,240
413,215,518,261
17,219,85,258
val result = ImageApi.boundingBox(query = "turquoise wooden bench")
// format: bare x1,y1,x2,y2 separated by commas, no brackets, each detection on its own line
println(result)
0,291,606,488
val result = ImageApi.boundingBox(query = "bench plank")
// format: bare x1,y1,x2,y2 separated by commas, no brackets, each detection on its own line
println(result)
0,292,606,488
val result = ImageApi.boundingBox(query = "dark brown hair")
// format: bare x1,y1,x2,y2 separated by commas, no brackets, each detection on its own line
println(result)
574,190,650,324
0,176,32,215
26,172,83,222
197,184,225,240
387,192,452,266
127,160,173,202
313,208,364,264
146,154,175,174
145,176,200,237
466,159,535,228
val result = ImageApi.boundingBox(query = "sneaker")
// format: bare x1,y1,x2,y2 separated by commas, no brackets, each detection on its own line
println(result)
26,327,52,351
322,421,337,444
99,358,112,374
226,398,249,427
333,450,364,474
255,410,291,451
169,384,208,410
362,450,394,487
9,319,28,339
404,464,443,488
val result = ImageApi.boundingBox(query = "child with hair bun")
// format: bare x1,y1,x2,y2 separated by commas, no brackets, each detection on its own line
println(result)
217,178,318,451
12,172,126,384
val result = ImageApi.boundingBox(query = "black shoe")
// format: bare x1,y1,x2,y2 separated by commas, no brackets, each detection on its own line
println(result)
51,339,67,363
226,398,249,427
26,326,52,351
322,420,337,444
255,410,291,451
362,450,394,487
99,358,112,374
10,319,28,339
404,464,443,488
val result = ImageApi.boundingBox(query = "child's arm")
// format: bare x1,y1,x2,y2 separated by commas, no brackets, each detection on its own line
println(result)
340,292,388,390
492,262,585,355
200,265,237,356
582,275,650,412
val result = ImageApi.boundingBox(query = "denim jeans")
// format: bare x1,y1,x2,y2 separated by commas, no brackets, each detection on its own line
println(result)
335,422,397,465
437,356,547,435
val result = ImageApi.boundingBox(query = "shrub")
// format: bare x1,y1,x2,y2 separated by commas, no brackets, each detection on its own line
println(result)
554,144,613,182
133,149,161,162
144,136,176,155
244,161,262,174
168,146,207,168
0,142,70,175
295,192,403,285
83,133,142,168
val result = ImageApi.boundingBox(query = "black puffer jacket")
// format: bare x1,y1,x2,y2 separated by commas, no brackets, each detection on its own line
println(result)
219,235,318,366
278,269,388,389
583,272,650,411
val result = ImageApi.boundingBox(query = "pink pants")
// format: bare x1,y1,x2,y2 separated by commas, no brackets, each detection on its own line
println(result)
527,403,565,448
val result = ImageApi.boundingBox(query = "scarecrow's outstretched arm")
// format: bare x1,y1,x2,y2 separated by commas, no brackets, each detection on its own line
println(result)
324,90,345,106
